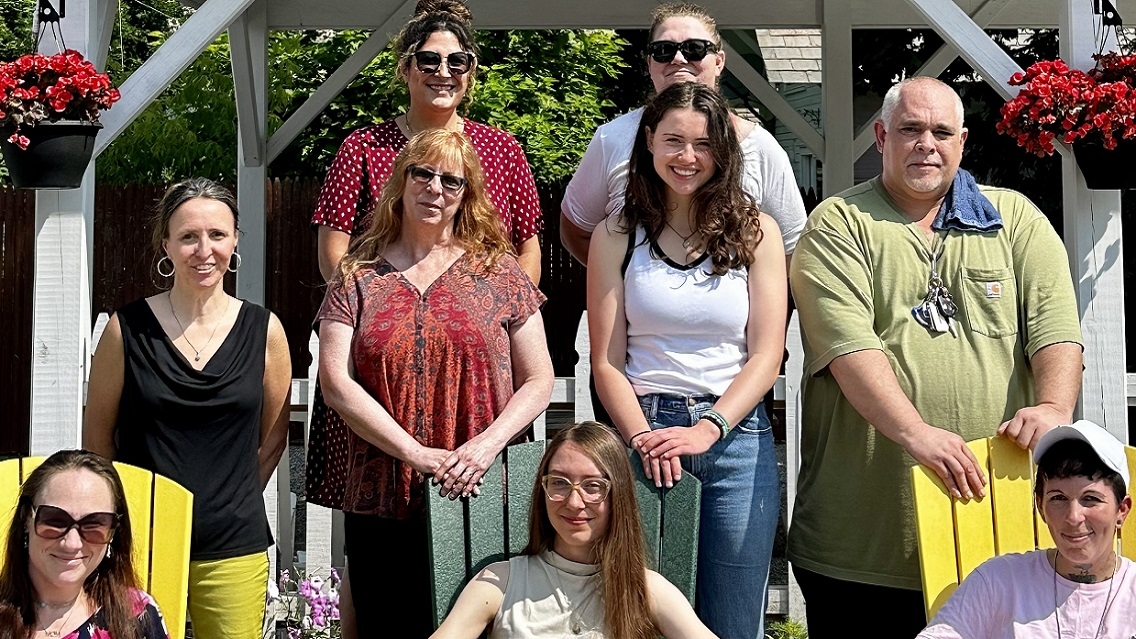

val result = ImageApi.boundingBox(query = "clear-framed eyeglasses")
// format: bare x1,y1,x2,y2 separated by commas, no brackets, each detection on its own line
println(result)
541,475,611,504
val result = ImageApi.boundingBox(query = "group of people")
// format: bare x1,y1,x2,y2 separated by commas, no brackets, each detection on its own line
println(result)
3,0,1131,638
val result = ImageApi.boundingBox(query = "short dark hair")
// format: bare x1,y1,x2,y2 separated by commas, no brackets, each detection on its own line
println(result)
1035,438,1127,503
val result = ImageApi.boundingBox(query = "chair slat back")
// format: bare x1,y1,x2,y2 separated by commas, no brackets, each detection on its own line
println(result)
630,453,701,605
913,436,1136,621
0,457,191,639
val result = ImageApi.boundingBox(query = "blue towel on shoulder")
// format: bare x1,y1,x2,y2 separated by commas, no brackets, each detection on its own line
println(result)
932,169,1003,232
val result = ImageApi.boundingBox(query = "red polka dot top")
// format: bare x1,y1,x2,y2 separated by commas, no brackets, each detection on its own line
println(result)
310,119,544,248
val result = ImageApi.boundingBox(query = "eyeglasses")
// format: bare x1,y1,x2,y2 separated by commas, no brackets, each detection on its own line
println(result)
541,475,611,504
32,505,119,544
646,39,720,64
407,165,468,193
408,50,475,76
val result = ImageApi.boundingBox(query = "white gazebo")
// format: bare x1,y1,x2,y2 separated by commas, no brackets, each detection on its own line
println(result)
23,0,1135,619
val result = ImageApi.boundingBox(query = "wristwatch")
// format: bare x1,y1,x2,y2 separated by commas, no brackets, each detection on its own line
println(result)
701,409,732,441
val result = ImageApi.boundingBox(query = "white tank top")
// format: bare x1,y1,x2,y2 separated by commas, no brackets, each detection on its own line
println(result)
623,226,750,397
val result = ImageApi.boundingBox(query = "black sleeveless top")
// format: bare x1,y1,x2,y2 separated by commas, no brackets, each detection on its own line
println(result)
114,297,273,561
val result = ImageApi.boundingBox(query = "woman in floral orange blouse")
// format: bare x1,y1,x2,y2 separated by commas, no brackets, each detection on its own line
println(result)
316,128,554,636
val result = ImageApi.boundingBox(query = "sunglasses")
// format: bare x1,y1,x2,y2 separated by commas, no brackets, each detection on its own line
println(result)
408,50,475,76
407,165,468,193
32,504,119,544
541,475,611,504
646,39,720,64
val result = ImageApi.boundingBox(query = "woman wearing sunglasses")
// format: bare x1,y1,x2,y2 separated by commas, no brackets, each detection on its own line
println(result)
432,422,716,639
588,82,787,639
561,2,805,268
0,450,170,639
317,128,553,637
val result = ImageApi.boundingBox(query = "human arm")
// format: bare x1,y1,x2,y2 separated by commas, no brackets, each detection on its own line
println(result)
515,235,542,285
586,217,681,487
635,215,788,464
429,561,510,639
83,313,125,459
436,311,554,498
562,125,620,266
829,350,986,500
258,313,292,488
318,320,451,475
318,227,351,283
560,212,593,266
646,570,719,639
997,341,1082,449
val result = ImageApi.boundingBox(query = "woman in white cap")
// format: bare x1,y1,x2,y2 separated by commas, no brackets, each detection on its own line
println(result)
919,420,1136,638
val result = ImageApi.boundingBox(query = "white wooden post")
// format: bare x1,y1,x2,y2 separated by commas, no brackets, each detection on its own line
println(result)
784,310,806,620
29,0,113,452
1059,2,1127,441
821,0,854,196
574,311,594,423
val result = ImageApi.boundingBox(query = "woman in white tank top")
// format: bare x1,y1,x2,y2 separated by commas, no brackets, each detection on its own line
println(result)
587,81,788,639
430,422,715,639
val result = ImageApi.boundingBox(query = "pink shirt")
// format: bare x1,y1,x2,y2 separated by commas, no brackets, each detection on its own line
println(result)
919,550,1136,639
310,119,543,248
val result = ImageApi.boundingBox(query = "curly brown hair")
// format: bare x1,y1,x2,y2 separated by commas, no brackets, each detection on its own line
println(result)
524,422,655,639
336,128,512,281
0,451,142,639
394,0,479,97
624,81,763,274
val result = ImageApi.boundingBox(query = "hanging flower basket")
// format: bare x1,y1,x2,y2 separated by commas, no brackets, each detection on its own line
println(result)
997,52,1136,189
0,49,120,189
1071,136,1136,190
0,119,101,189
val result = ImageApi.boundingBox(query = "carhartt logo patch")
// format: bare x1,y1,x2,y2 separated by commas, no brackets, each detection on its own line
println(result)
986,282,1002,298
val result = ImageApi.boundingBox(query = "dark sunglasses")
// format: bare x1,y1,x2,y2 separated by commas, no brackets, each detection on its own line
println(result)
33,504,119,544
407,165,468,193
646,39,720,64
409,50,475,76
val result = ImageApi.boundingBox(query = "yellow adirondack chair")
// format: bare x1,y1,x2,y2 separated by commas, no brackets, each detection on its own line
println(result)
912,436,1136,620
0,457,193,639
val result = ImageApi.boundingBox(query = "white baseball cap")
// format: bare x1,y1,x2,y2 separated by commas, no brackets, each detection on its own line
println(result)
1033,420,1130,492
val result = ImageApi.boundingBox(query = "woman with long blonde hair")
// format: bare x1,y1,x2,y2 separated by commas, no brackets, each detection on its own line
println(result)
432,422,716,639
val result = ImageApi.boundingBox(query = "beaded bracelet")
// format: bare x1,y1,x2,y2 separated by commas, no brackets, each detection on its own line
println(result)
701,409,732,440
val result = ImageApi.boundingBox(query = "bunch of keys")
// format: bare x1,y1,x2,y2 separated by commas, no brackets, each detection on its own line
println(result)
912,273,958,336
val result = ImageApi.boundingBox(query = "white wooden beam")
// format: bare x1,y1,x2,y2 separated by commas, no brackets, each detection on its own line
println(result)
721,41,825,159
852,0,1010,157
902,0,1022,102
230,11,263,166
266,0,414,163
92,0,118,70
234,0,267,307
821,0,854,195
1060,2,1127,441
93,0,257,158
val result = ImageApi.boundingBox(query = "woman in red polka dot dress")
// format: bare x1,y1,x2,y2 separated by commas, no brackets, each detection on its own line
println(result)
306,1,544,634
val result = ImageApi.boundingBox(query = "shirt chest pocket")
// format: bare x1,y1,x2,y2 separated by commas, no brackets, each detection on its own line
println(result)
958,267,1018,338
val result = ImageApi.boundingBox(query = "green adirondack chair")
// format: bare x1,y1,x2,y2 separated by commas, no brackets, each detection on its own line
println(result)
426,441,701,627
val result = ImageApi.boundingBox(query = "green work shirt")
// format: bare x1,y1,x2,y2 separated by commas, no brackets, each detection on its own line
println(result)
787,177,1082,589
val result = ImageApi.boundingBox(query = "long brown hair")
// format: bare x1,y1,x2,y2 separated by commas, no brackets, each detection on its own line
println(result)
336,128,512,281
0,451,142,639
524,423,654,639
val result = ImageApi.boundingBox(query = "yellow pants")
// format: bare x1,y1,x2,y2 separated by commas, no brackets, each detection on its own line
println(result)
187,551,268,639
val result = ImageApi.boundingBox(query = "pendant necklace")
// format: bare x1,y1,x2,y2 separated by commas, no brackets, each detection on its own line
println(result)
547,553,601,635
38,598,80,638
1051,548,1118,639
664,219,698,250
169,293,230,362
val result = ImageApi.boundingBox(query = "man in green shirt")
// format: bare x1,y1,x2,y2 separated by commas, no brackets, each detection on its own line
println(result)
788,77,1083,638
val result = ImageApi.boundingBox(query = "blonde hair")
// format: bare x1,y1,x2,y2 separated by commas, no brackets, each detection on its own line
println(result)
524,423,655,639
649,2,720,45
336,128,511,281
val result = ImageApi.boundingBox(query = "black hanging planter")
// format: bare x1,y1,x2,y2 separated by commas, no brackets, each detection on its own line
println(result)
1072,137,1136,190
0,120,102,190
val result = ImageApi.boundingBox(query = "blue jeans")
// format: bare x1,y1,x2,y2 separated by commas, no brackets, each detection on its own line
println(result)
638,393,779,639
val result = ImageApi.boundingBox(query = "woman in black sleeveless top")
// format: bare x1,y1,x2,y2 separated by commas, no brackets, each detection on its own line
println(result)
84,178,292,639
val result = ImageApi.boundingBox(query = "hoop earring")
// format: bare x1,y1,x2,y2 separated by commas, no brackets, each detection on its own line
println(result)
228,253,241,273
156,256,175,278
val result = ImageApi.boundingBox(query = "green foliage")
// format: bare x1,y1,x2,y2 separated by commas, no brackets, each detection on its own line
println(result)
0,0,34,64
765,618,809,639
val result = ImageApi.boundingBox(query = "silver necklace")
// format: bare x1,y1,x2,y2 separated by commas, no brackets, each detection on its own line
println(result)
547,554,601,635
1051,549,1118,639
664,219,698,249
38,597,80,638
169,293,229,362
